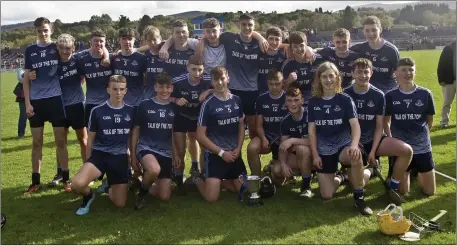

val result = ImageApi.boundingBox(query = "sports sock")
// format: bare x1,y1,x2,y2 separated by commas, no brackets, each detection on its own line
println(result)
56,167,62,176
301,174,312,190
32,172,40,185
82,190,93,204
191,161,199,170
139,182,150,196
389,178,400,190
353,188,364,200
61,169,70,182
175,170,184,185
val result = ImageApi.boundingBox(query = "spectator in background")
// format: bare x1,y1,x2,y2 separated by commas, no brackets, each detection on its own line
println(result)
437,39,456,128
14,68,27,138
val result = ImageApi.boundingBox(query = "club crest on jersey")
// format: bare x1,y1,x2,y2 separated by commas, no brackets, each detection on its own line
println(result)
381,56,388,62
49,49,56,54
365,52,370,56
69,61,75,67
329,56,336,61
334,105,341,112
281,104,287,110
234,103,239,110
124,114,131,122
62,66,67,71
339,61,345,67
367,100,375,107
168,111,175,117
131,60,138,66
415,99,424,107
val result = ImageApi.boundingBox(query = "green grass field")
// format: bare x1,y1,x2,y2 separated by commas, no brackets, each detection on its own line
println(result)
1,50,455,244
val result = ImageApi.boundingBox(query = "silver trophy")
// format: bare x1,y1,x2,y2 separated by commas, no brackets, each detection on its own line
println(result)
245,175,263,206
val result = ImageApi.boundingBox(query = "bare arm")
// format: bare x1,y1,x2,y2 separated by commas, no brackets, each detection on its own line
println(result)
23,69,31,106
136,45,150,53
255,115,267,142
251,31,268,53
130,126,140,167
195,38,205,57
383,116,392,137
278,136,290,165
86,131,96,161
348,118,361,147
370,115,384,154
196,125,223,154
307,122,319,158
235,117,246,155
159,37,173,60
427,115,434,131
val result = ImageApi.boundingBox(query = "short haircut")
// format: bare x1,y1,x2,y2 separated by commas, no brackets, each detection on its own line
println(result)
118,27,137,38
56,34,75,47
91,29,106,38
288,31,307,45
142,25,161,40
396,57,416,68
202,18,220,29
333,28,350,39
210,66,228,80
266,27,282,39
108,75,127,86
285,87,301,98
266,69,283,81
171,19,187,29
362,15,382,28
34,17,51,28
155,72,173,85
188,55,204,66
351,58,372,71
239,14,254,21
279,26,288,33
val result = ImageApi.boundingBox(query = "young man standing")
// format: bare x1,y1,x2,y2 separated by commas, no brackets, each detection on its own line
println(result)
273,87,314,198
437,39,456,128
130,73,178,209
71,75,136,215
247,69,288,176
142,26,166,100
169,55,212,193
191,66,247,203
385,58,436,197
22,17,70,193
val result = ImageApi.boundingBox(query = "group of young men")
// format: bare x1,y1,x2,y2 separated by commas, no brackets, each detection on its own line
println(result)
21,13,437,217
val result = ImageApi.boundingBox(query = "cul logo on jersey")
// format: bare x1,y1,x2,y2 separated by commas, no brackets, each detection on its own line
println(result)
367,100,375,108
334,105,341,112
234,103,239,110
380,56,388,62
168,111,175,117
131,60,138,66
124,114,131,122
49,49,56,54
415,99,424,107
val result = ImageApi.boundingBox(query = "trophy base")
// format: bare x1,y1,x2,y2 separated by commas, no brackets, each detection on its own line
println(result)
247,198,264,207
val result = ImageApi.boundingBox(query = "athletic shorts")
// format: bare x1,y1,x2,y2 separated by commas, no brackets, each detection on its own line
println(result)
137,150,173,179
392,151,434,173
270,142,279,160
84,103,97,127
28,96,66,128
64,102,85,130
317,146,348,174
205,151,247,180
173,114,197,133
230,89,259,116
88,150,130,185
362,135,388,166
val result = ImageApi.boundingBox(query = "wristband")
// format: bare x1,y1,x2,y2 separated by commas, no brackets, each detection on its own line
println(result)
218,149,225,157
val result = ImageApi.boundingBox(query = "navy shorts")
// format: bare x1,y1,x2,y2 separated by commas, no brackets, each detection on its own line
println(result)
230,89,258,116
64,102,85,130
205,151,247,180
317,146,347,174
84,103,97,127
392,152,434,173
173,114,197,133
88,150,130,185
362,135,388,165
28,96,66,128
137,150,173,179
270,142,279,160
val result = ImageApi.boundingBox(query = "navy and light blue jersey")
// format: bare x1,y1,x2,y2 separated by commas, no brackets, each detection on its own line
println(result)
164,46,194,79
344,85,385,144
317,47,359,88
135,98,175,158
144,50,166,99
220,32,260,91
255,91,288,143
111,52,147,106
350,40,400,93
88,101,136,155
281,55,324,104
385,86,435,154
24,42,61,100
257,51,286,93
58,56,84,106
280,108,309,139
308,93,357,155
171,73,212,120
198,94,244,151
77,52,113,105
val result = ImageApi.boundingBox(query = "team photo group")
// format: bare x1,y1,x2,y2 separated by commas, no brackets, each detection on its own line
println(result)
21,13,437,217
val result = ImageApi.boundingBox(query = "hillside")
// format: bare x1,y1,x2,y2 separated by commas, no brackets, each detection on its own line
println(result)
354,1,456,11
1,21,34,31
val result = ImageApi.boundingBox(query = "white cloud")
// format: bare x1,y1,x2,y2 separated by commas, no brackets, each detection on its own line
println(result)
1,1,417,25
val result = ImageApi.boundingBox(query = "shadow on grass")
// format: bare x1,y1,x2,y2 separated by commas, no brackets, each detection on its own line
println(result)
1,132,54,142
2,139,80,154
430,131,457,146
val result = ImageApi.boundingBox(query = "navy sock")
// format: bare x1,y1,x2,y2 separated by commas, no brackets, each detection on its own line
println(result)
56,167,62,176
83,189,93,203
61,169,70,182
389,178,400,190
175,170,184,185
32,172,40,185
191,161,199,170
353,188,364,200
301,174,312,190
139,183,149,195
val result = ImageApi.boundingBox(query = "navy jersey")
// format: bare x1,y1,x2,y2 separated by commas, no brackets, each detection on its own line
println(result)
144,50,166,99
164,46,194,79
344,85,385,144
350,40,400,93
220,32,260,91
198,94,244,151
257,51,286,93
280,108,309,139
281,55,324,104
88,101,136,155
255,91,288,143
111,52,147,106
317,47,359,88
385,86,435,154
59,56,84,106
78,51,113,105
308,93,357,155
171,73,212,120
24,42,61,100
135,98,175,158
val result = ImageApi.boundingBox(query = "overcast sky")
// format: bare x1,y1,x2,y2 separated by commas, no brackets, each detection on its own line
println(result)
1,1,416,25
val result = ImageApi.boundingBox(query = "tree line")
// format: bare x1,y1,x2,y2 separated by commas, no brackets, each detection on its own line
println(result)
1,3,455,49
